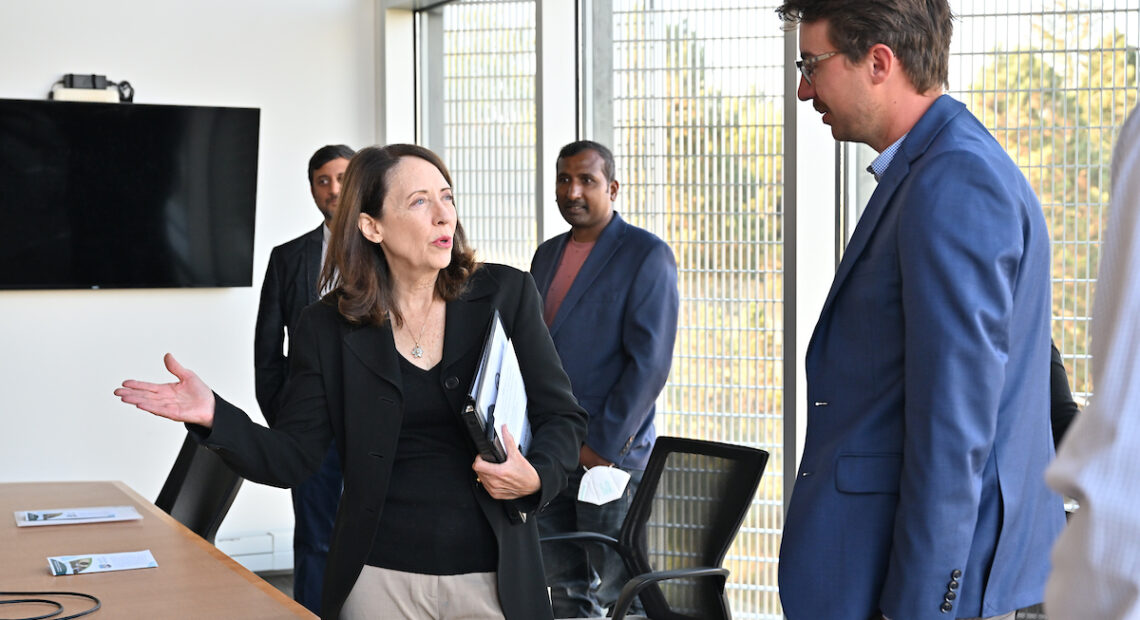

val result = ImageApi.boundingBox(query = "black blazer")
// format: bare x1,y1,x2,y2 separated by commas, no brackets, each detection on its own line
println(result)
1050,339,1080,447
254,225,324,425
196,263,587,620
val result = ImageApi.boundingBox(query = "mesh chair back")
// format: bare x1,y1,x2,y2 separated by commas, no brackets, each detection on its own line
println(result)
620,436,768,620
154,433,243,544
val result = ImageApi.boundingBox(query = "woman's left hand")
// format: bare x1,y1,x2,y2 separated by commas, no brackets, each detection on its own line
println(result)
472,425,541,500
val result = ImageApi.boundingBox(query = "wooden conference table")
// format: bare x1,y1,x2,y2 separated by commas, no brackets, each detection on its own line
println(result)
0,481,314,619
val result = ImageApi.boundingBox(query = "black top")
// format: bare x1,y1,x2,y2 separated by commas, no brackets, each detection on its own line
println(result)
366,355,498,574
1050,340,1081,448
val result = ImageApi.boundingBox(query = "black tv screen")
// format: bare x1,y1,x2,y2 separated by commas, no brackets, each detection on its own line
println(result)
0,98,259,289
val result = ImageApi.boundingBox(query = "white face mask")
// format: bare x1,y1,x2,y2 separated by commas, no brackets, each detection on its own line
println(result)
577,465,631,505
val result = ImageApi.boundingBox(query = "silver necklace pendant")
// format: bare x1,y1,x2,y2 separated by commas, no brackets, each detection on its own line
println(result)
404,300,433,360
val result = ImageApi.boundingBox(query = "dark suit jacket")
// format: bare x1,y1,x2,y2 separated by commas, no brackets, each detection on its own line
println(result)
1050,340,1080,448
254,225,323,425
778,96,1064,619
530,212,679,470
195,264,587,620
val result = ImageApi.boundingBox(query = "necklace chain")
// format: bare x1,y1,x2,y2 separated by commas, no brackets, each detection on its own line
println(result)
410,315,429,358
407,300,433,359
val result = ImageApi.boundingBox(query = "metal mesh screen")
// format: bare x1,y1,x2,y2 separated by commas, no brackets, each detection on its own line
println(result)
439,0,538,268
604,1,784,617
413,1,1136,616
949,0,1139,401
646,451,739,616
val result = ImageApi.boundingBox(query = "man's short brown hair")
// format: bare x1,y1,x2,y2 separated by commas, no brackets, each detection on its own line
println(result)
777,0,953,93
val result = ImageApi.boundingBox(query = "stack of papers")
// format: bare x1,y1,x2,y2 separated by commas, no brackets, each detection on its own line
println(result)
463,310,531,463
12,506,154,576
48,550,158,575
14,505,142,527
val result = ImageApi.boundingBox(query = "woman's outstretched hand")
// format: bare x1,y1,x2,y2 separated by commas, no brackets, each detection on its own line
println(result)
114,353,216,428
473,425,540,500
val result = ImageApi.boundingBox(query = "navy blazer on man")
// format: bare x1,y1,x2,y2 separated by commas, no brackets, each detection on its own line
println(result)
778,96,1064,619
530,212,678,470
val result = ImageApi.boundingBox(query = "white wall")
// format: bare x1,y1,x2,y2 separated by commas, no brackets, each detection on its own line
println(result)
0,0,377,549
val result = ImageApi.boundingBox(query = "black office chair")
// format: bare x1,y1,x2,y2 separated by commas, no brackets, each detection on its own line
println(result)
154,432,244,544
542,436,769,620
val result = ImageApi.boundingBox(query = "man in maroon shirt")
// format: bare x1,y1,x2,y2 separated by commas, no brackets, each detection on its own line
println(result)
531,140,679,617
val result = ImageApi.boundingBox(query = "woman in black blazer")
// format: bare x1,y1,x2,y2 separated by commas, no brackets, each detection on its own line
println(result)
116,144,587,620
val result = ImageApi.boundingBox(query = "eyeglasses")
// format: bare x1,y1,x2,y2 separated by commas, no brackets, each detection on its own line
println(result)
796,51,840,85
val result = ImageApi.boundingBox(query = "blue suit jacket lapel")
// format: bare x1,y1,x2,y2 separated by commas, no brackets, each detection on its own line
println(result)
548,212,627,338
531,236,567,298
808,96,965,358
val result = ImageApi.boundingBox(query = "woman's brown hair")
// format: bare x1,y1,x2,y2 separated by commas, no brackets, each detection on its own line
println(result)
318,144,480,326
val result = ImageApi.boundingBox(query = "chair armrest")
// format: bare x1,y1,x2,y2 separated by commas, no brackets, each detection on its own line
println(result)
540,531,643,598
611,566,729,619
539,531,619,548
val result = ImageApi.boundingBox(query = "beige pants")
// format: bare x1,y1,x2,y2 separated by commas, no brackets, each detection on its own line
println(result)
341,565,506,620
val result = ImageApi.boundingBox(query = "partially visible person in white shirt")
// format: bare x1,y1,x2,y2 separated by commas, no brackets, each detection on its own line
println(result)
1045,104,1140,619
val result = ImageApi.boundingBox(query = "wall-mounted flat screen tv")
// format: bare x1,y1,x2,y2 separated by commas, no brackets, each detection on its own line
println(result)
0,98,259,289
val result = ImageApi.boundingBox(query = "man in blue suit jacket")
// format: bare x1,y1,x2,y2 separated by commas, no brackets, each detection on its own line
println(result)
775,2,1064,619
532,140,679,618
254,144,354,613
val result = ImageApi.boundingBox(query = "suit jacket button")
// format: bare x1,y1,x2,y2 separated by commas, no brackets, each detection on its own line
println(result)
444,376,460,389
944,591,956,601
951,569,962,579
948,579,959,590
940,602,953,613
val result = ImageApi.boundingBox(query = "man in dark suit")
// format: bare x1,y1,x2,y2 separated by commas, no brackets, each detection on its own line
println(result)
775,2,1064,619
254,143,354,613
531,140,679,618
